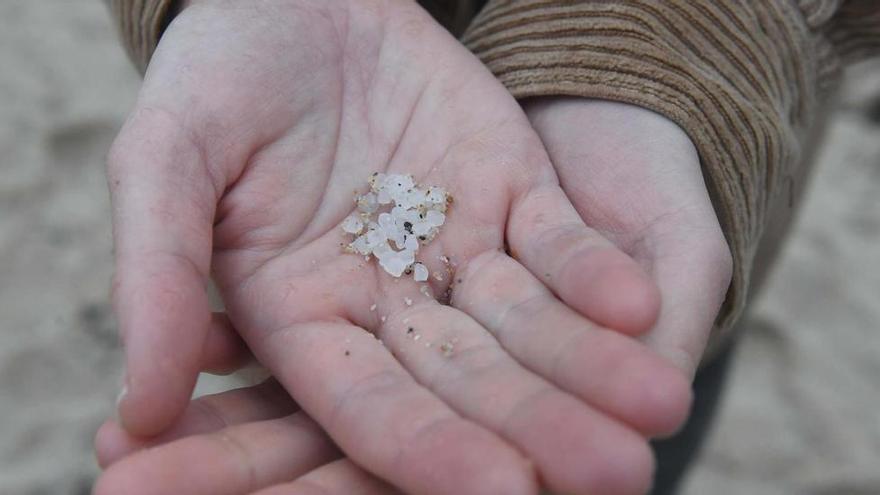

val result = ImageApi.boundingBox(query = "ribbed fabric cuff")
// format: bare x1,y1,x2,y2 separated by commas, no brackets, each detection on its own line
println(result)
828,1,880,65
463,1,826,348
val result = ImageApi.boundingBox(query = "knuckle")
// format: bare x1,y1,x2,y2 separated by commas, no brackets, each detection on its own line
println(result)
106,106,197,176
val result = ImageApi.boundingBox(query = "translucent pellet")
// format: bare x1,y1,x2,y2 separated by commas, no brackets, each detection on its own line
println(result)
343,173,450,279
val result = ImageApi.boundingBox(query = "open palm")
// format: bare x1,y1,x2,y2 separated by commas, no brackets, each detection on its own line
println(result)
103,2,690,494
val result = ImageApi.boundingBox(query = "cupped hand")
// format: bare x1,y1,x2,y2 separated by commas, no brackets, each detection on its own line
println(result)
103,1,691,494
525,97,734,379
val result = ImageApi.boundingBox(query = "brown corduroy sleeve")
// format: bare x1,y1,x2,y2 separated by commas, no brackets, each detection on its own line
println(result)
462,0,880,349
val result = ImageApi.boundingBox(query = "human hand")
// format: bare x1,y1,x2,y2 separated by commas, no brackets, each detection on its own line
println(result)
95,379,402,494
524,97,734,379
104,1,690,493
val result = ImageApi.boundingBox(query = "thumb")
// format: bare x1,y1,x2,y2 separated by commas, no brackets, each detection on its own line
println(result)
108,107,219,436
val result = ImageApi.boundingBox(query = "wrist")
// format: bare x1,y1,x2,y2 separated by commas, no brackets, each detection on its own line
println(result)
523,97,697,157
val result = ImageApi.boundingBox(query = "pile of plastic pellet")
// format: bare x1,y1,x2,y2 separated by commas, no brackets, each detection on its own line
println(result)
342,173,450,280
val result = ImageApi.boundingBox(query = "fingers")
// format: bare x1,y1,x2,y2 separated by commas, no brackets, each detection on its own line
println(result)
524,97,732,378
108,108,221,436
452,251,692,437
253,460,402,495
371,297,654,495
507,184,661,335
96,379,295,468
641,234,733,378
201,312,254,374
93,412,339,495
256,321,539,495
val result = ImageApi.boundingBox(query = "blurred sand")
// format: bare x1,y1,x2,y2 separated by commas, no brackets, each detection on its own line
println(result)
0,3,878,494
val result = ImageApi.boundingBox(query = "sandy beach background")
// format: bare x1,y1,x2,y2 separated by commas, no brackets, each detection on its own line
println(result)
1,3,878,494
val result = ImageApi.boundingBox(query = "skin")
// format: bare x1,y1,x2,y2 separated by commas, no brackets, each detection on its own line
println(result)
523,98,733,380
95,381,388,494
95,100,730,495
100,1,699,494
